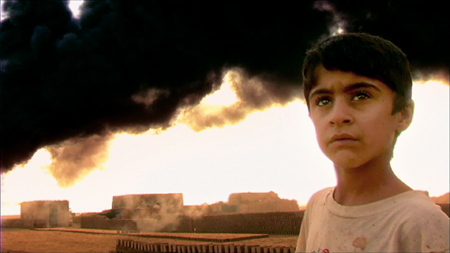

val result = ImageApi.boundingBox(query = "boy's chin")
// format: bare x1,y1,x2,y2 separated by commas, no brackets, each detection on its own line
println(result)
326,148,393,172
329,155,369,171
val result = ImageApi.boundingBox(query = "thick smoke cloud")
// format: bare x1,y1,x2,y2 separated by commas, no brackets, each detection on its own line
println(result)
0,0,328,175
323,0,449,80
1,0,448,178
46,134,112,187
180,68,302,131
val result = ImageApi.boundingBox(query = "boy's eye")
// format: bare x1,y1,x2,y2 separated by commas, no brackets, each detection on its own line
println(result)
352,92,371,101
315,96,332,106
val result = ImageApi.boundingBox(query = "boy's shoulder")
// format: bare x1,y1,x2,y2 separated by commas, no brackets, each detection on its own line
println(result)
305,187,334,210
392,192,450,252
307,187,333,202
390,190,449,223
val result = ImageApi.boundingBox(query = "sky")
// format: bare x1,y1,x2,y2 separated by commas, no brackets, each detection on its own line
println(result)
1,1,449,215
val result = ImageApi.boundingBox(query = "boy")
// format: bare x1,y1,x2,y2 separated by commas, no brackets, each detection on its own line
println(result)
296,33,449,252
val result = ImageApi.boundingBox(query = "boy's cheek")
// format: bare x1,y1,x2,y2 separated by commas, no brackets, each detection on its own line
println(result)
315,134,328,154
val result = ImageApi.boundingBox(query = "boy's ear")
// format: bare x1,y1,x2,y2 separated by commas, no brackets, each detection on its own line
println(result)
396,100,414,134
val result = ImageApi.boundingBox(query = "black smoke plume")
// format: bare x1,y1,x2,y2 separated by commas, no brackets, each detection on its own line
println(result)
1,0,448,179
323,0,449,80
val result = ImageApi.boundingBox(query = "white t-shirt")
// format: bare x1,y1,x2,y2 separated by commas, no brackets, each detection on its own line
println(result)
296,187,449,253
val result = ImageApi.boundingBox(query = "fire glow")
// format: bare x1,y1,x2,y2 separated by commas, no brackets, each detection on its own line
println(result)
1,78,449,216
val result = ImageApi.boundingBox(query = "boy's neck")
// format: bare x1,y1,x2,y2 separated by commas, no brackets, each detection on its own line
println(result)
333,159,412,206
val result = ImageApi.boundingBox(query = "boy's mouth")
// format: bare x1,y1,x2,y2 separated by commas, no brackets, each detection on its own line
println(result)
329,133,358,144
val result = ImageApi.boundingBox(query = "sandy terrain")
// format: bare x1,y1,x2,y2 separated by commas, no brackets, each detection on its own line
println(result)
1,228,298,253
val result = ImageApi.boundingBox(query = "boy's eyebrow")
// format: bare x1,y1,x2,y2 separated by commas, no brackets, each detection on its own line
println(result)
309,88,332,99
309,82,382,99
343,82,382,93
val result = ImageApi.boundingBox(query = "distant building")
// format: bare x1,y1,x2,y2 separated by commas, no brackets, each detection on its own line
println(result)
112,193,183,209
228,191,299,213
20,200,70,228
207,201,239,214
182,204,211,217
229,191,281,204
111,193,184,219
81,192,300,232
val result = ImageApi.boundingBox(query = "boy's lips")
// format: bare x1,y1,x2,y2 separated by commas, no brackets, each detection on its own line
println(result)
329,133,358,145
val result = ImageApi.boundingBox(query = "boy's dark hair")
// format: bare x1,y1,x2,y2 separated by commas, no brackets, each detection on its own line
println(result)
302,33,412,113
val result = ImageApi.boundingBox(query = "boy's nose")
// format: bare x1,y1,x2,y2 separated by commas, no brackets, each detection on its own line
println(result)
329,100,354,126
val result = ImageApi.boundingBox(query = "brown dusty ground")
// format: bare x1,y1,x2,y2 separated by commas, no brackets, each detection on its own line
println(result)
1,228,298,253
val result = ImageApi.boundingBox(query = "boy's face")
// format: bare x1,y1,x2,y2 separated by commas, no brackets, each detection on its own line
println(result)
308,65,412,170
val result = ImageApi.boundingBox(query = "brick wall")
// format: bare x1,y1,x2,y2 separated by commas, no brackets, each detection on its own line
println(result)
80,215,138,231
79,211,303,234
176,211,303,235
112,194,184,210
1,218,47,228
237,200,299,213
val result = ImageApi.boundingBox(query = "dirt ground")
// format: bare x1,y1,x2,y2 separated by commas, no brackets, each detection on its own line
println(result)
1,228,298,253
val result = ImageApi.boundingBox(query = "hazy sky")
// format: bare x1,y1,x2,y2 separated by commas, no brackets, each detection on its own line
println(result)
1,1,448,215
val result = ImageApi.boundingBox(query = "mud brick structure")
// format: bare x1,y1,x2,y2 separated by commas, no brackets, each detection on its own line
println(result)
228,192,282,205
206,202,238,214
228,192,299,213
112,193,183,211
176,211,303,235
79,210,303,234
0,218,43,228
208,192,299,215
81,193,185,232
20,200,70,228
108,193,185,224
80,215,138,231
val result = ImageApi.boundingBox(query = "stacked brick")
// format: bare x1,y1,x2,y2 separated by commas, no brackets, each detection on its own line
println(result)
115,239,296,253
80,215,138,231
1,218,47,228
81,211,303,234
177,211,303,235
131,233,268,243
